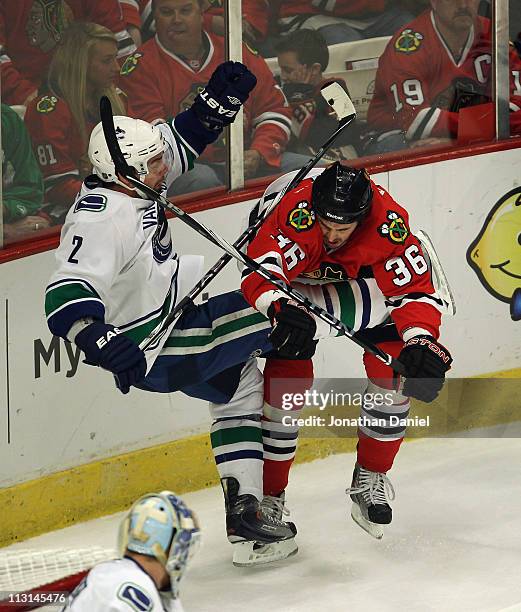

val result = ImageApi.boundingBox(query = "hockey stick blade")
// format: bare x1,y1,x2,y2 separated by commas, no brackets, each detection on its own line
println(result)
321,81,356,121
416,230,456,316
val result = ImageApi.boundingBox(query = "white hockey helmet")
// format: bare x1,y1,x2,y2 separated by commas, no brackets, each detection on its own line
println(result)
118,490,201,598
88,116,167,188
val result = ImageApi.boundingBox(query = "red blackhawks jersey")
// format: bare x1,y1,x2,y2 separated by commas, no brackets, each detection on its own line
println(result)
278,0,385,19
368,11,521,139
0,0,135,106
242,175,442,339
121,31,292,167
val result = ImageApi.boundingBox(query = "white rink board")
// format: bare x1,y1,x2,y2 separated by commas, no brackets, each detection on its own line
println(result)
0,155,518,486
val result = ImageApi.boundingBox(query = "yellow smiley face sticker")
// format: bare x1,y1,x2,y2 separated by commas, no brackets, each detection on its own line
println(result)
467,187,521,320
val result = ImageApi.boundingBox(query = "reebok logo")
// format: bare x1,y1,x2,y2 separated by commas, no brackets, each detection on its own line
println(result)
325,212,343,221
96,327,122,349
227,95,241,105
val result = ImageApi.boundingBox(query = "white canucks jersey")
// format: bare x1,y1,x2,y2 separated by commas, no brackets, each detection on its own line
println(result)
63,558,184,612
45,121,204,371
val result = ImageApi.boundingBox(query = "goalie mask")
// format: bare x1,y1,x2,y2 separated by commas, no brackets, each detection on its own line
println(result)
118,491,201,598
88,117,172,190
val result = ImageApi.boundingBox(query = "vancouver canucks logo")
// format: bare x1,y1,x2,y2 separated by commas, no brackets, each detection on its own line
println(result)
378,210,409,244
395,29,424,54
287,201,315,232
143,204,172,263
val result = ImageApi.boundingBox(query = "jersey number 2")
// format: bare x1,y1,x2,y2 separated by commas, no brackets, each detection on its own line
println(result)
68,235,83,264
385,245,428,286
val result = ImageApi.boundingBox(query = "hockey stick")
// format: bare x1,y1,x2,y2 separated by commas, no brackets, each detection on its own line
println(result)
139,83,357,350
416,230,456,316
99,96,406,374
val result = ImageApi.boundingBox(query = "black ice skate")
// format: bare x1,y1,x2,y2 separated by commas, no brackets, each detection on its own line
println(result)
233,491,299,567
345,463,396,539
221,478,296,565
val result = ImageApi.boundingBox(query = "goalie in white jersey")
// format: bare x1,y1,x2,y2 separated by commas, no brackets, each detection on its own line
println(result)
63,491,200,611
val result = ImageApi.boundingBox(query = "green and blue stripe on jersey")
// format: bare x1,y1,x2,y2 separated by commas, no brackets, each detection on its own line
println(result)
45,270,178,343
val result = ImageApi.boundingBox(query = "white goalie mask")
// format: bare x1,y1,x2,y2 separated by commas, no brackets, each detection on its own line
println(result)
118,491,201,598
88,117,171,190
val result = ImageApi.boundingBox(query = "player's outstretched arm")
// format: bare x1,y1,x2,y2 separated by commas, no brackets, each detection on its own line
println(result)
174,61,257,153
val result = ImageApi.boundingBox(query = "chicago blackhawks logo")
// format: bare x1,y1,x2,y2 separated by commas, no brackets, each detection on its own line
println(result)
287,201,315,232
120,52,143,76
395,29,424,54
36,95,58,113
26,0,72,53
378,211,409,244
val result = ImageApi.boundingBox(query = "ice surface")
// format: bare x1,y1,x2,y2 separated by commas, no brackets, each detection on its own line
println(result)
3,436,521,612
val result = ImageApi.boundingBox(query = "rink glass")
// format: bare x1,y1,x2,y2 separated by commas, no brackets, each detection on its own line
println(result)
0,0,517,247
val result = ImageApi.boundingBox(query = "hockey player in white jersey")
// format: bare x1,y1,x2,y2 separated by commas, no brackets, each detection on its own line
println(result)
63,491,200,611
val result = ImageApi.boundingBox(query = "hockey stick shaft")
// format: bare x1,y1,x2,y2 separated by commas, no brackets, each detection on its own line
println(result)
99,98,405,374
140,84,356,348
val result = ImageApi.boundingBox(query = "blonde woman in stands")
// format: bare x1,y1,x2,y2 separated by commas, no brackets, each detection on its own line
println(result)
25,22,126,224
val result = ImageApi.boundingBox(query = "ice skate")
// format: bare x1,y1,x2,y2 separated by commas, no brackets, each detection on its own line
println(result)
221,478,296,566
232,491,299,567
345,463,395,540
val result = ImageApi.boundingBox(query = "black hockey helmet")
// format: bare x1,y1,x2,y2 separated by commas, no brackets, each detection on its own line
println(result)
311,162,373,224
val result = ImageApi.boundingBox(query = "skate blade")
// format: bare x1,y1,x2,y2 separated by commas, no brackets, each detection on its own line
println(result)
351,503,384,540
232,539,298,567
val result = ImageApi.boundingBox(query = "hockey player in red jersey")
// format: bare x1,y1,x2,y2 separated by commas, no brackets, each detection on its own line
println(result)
0,0,136,106
241,162,452,541
367,0,521,153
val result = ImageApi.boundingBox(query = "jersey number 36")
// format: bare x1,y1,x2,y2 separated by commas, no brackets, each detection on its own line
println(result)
385,244,428,286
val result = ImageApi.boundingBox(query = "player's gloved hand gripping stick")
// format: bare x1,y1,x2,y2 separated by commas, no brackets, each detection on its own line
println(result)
99,92,408,377
141,82,358,352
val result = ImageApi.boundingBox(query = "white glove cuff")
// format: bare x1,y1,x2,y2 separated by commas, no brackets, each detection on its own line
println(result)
254,290,286,317
67,317,96,343
402,327,432,342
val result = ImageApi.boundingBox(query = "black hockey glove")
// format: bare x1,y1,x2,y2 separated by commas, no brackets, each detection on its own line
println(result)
398,335,453,403
192,61,257,132
268,299,317,359
75,322,147,395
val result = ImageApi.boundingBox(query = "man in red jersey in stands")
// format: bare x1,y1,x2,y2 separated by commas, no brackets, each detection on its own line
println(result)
366,0,521,153
120,0,310,195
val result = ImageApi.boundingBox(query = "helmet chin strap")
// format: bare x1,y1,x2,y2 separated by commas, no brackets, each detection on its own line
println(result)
114,171,150,199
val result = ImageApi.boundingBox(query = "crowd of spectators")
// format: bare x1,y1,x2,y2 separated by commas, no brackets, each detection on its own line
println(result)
0,0,520,244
